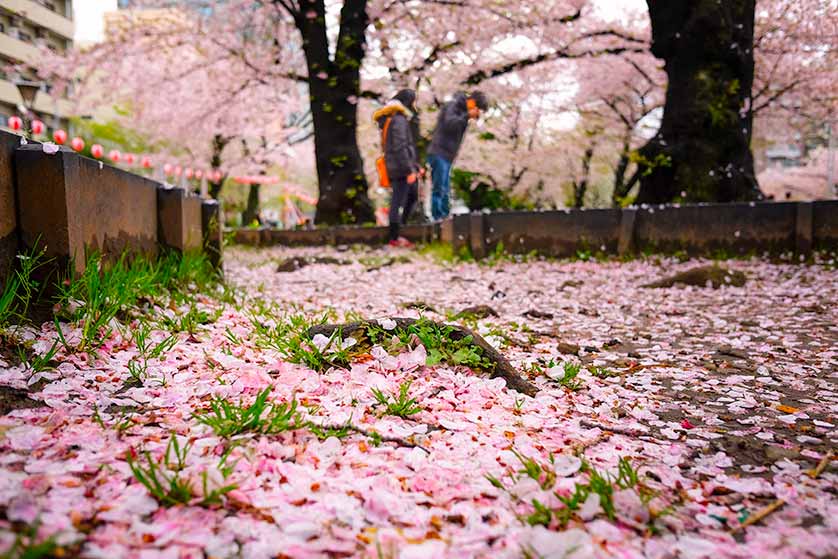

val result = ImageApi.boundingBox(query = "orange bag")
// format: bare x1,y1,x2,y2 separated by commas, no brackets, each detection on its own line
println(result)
376,117,393,189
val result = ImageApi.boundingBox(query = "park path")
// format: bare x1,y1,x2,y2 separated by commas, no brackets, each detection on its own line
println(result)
228,246,837,557
0,246,834,558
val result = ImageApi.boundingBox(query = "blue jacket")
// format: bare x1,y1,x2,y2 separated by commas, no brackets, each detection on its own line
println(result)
427,92,470,163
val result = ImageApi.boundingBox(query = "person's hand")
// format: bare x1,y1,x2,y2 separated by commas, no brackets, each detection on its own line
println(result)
407,173,417,184
418,168,427,178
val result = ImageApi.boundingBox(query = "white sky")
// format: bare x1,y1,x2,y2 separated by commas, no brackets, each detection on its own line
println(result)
75,0,647,44
74,0,117,44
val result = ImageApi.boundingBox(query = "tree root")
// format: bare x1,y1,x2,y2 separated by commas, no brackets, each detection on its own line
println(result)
579,418,645,437
312,422,431,454
730,499,785,533
308,318,538,397
730,452,832,534
806,451,833,479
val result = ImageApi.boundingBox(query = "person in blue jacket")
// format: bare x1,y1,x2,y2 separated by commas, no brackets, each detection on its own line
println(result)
427,91,489,220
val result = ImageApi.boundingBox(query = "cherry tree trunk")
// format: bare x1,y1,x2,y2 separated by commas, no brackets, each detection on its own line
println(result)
241,184,261,227
309,89,374,225
636,0,763,204
299,0,375,225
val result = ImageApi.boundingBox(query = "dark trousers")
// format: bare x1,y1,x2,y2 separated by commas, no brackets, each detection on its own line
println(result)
389,177,418,241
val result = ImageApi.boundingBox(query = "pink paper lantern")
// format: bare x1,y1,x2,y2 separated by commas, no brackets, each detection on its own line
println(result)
71,137,85,152
124,153,136,165
141,156,152,169
31,120,45,135
91,144,104,159
163,163,173,175
185,168,194,180
8,116,22,131
195,170,204,180
108,150,121,163
174,165,182,177
53,129,67,144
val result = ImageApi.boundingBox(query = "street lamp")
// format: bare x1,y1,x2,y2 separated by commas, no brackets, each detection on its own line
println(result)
14,79,45,132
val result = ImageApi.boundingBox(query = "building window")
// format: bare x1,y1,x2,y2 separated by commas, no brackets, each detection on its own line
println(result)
18,32,32,43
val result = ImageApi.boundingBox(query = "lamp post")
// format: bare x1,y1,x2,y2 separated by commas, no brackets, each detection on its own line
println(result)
14,79,44,134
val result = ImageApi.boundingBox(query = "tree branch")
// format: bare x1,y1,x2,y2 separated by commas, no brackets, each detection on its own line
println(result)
464,46,646,86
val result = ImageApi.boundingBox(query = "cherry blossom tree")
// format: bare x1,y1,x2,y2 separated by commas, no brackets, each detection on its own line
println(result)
632,0,837,204
38,0,650,223
37,0,833,218
550,0,835,206
38,3,306,222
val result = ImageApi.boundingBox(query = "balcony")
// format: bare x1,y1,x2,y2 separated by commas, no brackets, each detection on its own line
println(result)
0,0,74,40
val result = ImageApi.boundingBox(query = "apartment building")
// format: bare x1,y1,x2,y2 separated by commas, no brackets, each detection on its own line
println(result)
0,0,74,130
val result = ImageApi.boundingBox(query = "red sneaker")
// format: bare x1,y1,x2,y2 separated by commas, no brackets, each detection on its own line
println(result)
396,237,415,248
388,240,401,248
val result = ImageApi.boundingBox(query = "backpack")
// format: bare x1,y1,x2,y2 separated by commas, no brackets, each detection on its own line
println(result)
376,116,393,189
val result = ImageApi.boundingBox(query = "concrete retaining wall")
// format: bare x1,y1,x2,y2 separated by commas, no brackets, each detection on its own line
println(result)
0,131,21,285
232,200,837,259
158,187,203,253
236,223,435,247
0,139,220,286
16,144,160,274
813,200,838,250
632,202,798,255
483,209,623,257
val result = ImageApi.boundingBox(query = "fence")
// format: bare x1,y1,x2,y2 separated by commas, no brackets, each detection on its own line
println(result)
233,200,837,258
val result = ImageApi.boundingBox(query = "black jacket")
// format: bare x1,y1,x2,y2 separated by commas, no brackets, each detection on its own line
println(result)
427,92,470,162
374,102,419,180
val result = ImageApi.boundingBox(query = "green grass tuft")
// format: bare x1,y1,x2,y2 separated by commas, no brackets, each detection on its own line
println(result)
371,381,423,418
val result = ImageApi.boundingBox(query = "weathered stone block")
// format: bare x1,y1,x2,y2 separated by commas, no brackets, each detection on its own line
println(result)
241,223,436,248
15,144,158,274
469,213,486,259
618,208,638,256
233,228,262,246
201,199,224,270
0,131,22,286
795,202,813,256
158,187,203,252
634,202,796,255
812,200,838,251
484,209,621,257
440,215,470,252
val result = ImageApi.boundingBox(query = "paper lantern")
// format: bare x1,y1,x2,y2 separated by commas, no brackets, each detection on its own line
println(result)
163,163,173,175
108,150,121,163
174,165,182,177
141,156,152,169
71,137,85,152
8,116,22,131
195,170,204,180
31,120,45,135
185,168,194,180
124,153,136,165
91,144,104,159
53,129,67,144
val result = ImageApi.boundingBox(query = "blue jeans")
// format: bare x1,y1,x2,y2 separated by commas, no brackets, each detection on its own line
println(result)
428,154,452,220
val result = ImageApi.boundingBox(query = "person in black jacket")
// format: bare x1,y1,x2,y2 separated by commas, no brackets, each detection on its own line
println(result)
374,89,421,247
427,91,489,220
